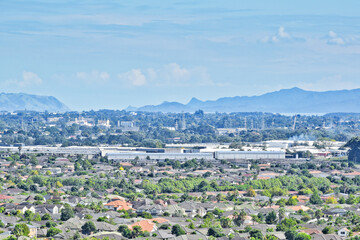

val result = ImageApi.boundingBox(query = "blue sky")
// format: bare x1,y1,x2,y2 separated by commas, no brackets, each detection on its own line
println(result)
1,0,360,110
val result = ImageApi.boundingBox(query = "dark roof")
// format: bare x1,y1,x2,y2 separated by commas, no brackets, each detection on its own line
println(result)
311,234,344,240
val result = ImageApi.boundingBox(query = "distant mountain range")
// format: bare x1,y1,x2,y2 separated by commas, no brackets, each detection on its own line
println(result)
0,93,70,112
128,87,360,113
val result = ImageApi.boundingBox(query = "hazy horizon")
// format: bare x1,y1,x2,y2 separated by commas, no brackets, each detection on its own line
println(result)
1,1,360,110
3,86,360,112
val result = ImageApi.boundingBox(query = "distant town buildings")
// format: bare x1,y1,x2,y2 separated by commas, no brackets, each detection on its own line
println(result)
97,119,111,128
118,121,139,132
66,117,94,127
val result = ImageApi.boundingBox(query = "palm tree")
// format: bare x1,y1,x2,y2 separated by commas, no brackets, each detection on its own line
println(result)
279,208,286,223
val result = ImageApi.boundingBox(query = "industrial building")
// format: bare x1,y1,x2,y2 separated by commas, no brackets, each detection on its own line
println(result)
106,150,285,162
106,152,214,161
0,146,101,159
214,151,285,161
0,145,285,162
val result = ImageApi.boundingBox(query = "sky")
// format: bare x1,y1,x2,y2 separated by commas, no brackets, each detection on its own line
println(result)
1,0,360,110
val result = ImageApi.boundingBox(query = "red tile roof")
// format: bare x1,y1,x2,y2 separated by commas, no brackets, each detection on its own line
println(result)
105,200,132,210
0,194,13,200
129,220,155,232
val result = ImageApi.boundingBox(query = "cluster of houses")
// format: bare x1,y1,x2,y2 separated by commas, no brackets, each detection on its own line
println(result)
0,150,358,239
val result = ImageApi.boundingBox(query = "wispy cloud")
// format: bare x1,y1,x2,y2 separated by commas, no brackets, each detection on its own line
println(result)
117,63,226,87
158,63,190,84
261,26,305,44
76,71,110,84
326,31,345,45
118,69,147,86
3,72,43,87
324,31,360,47
261,26,291,43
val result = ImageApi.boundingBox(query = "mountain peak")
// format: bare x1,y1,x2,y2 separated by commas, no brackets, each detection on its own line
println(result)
188,97,202,105
133,88,360,113
283,87,305,92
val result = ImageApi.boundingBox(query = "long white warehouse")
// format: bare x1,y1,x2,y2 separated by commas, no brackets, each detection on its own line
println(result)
107,152,214,161
106,150,285,161
215,151,285,160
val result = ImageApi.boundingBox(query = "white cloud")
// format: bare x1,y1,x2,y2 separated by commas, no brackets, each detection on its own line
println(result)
146,68,157,81
21,72,42,86
3,72,43,87
327,31,345,45
117,63,225,87
261,26,292,43
328,31,337,38
162,63,190,83
150,63,212,86
278,26,290,39
76,71,109,84
328,38,345,45
118,69,147,86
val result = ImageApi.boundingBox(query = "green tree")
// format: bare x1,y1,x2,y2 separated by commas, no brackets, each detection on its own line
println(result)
82,221,96,235
46,221,57,228
315,209,323,221
42,213,52,220
47,227,62,237
285,230,297,240
234,210,247,226
55,181,63,188
309,191,323,205
247,187,257,197
266,210,278,224
279,208,286,222
33,213,41,221
346,194,356,204
208,226,225,238
249,228,264,240
322,226,335,234
13,223,30,237
285,231,311,240
141,212,153,219
24,210,34,221
132,225,143,238
172,224,186,236
295,232,311,240
118,225,133,238
267,234,279,240
286,197,298,206
220,217,233,228
276,218,297,231
60,206,75,221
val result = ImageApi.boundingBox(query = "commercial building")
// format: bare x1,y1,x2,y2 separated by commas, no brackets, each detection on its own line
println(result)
106,152,214,161
214,151,285,161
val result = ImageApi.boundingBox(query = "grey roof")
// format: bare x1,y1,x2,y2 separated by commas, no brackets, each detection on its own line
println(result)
270,232,286,240
311,234,344,240
61,217,85,230
89,231,123,240
156,230,176,239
